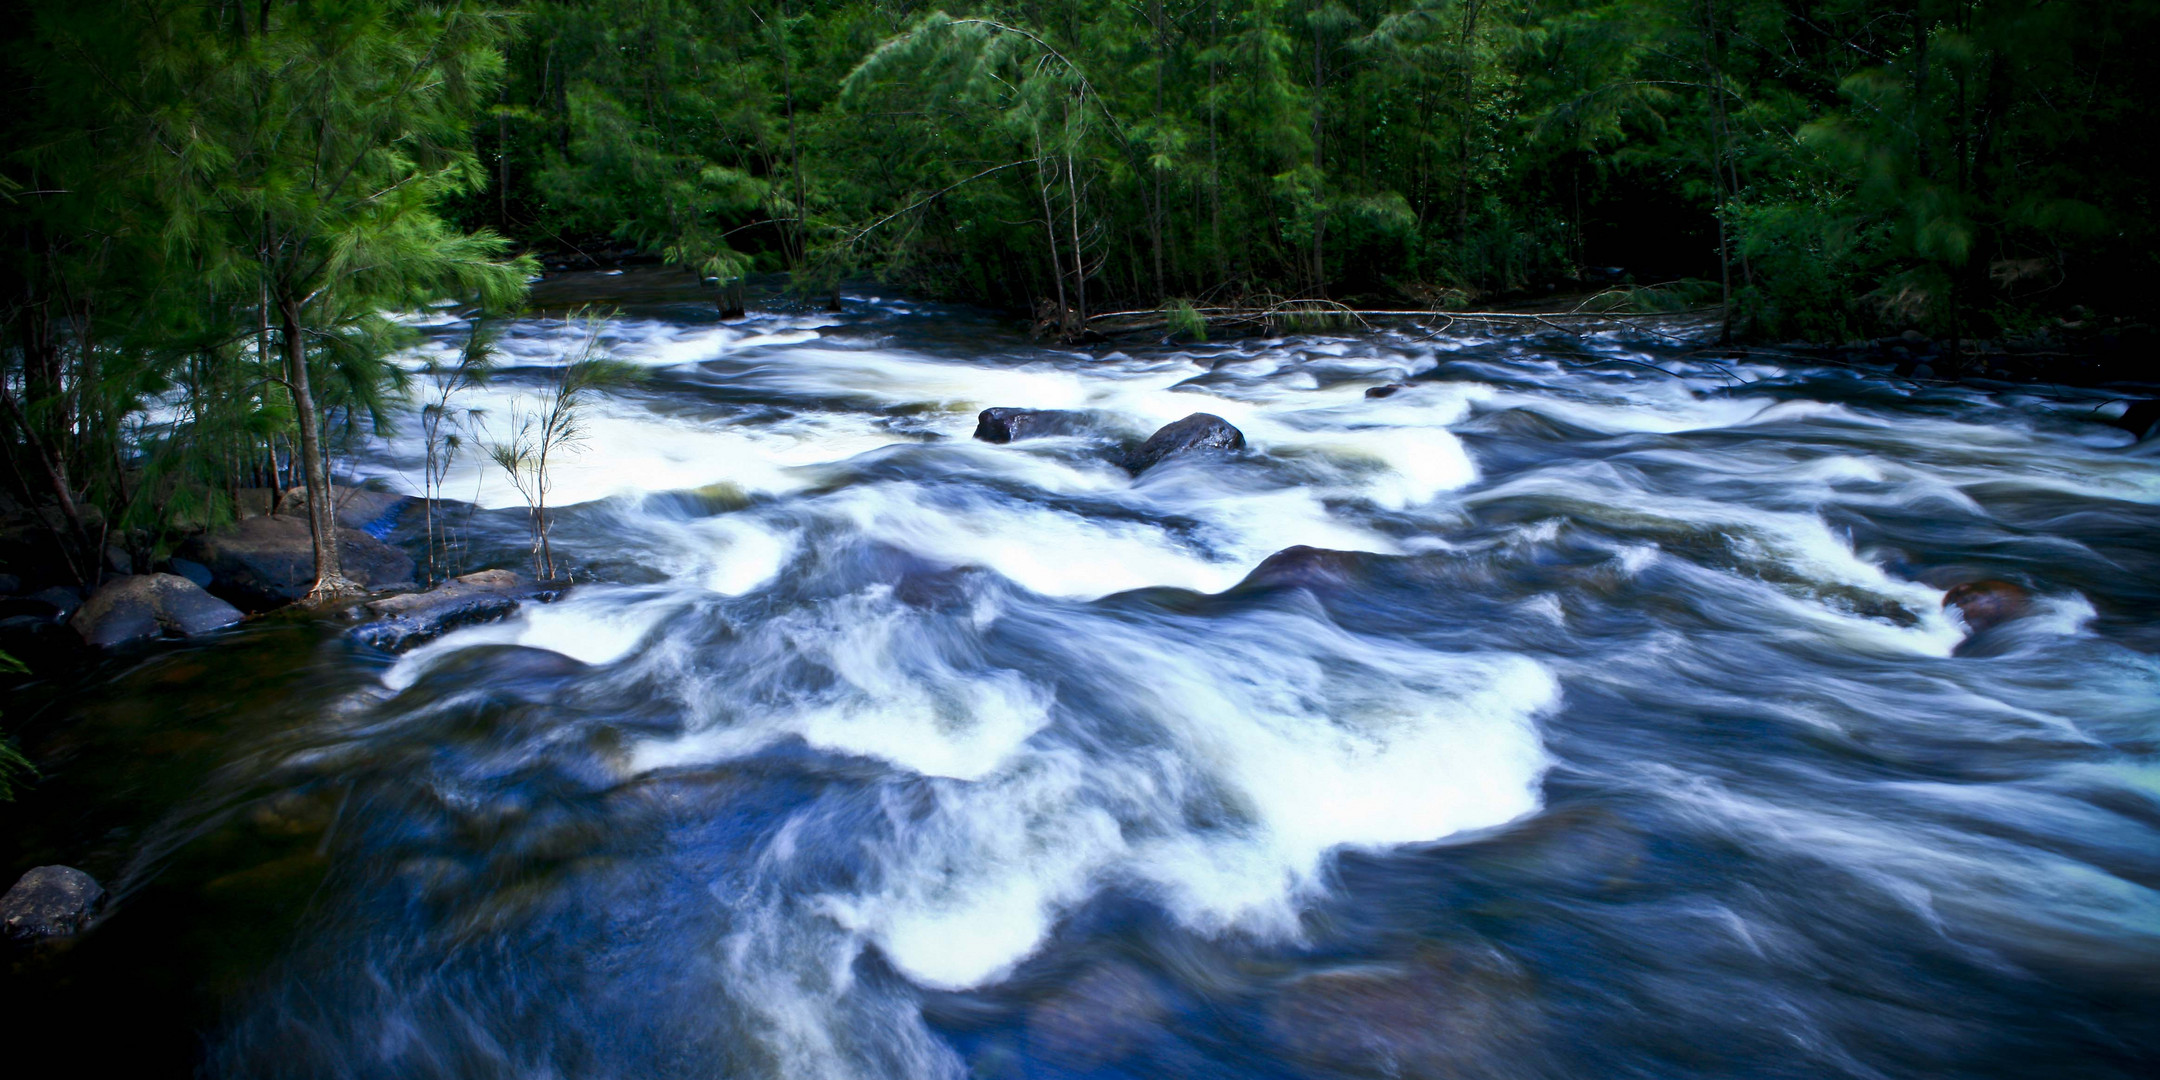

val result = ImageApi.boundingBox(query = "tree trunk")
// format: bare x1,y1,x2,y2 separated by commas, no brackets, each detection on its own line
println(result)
279,296,358,598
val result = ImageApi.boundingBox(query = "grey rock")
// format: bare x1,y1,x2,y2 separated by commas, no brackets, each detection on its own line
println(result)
165,557,213,588
177,515,416,608
1,865,104,942
351,569,558,651
973,408,1084,444
1365,383,1412,399
104,546,133,575
69,573,244,647
1128,412,1246,473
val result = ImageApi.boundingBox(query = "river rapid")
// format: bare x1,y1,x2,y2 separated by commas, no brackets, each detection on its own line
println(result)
7,290,2159,1079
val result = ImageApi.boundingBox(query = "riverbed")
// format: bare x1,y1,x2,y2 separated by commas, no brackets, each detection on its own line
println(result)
5,291,2157,1078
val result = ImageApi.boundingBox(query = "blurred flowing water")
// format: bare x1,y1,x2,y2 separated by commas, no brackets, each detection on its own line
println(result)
6,290,2158,1078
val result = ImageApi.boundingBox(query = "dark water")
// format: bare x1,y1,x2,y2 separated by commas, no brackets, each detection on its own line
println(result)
5,295,2158,1078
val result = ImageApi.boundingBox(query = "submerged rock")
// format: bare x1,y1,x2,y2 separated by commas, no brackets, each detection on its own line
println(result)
69,573,243,647
1127,412,1245,472
974,407,1083,444
1268,944,1543,1079
1365,382,1412,399
1026,962,1169,1070
351,569,558,651
1943,579,2031,633
177,515,416,608
1232,545,1367,592
1,865,104,942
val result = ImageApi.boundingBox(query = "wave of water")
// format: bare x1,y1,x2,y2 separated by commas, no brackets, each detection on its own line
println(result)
52,298,2160,1078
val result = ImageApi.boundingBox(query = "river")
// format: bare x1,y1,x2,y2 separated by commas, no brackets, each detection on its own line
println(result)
5,287,2157,1078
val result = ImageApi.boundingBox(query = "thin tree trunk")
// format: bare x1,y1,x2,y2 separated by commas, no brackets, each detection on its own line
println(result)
279,296,357,598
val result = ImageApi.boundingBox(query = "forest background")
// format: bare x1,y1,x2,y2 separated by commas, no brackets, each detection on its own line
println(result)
0,0,2154,599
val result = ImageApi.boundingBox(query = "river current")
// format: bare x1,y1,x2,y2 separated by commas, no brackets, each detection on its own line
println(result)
8,291,2158,1078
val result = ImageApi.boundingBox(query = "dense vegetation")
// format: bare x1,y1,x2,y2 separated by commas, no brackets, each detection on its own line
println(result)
1,0,2154,597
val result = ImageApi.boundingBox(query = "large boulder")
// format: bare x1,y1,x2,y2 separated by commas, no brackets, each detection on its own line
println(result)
276,485,415,539
351,569,559,651
1,865,104,942
1127,412,1246,473
68,574,243,647
973,408,1084,444
177,515,416,608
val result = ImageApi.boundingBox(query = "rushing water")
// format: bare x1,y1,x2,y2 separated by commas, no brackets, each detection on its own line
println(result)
6,288,2159,1078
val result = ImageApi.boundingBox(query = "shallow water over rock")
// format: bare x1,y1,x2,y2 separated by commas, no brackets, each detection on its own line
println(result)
4,297,2157,1078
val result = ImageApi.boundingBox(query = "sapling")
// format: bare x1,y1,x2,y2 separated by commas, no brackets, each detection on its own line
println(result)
485,316,636,580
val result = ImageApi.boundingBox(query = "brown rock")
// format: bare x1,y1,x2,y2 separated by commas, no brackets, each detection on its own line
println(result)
1942,579,2031,633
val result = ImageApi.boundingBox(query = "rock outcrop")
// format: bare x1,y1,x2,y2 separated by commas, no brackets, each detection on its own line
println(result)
1127,412,1246,473
177,515,416,608
68,574,243,647
350,569,558,651
1,865,104,943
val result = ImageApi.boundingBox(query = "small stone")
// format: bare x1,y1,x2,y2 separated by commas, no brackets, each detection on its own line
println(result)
1,865,105,942
1365,383,1411,399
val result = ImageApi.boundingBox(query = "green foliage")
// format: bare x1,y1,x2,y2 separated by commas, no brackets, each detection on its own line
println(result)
1,0,533,591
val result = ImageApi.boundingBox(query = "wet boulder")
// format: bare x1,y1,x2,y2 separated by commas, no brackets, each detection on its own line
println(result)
1231,546,1368,592
1127,412,1245,473
69,573,243,647
1943,579,2031,633
974,408,1083,444
1,865,104,943
351,569,558,651
177,515,416,608
1365,382,1412,399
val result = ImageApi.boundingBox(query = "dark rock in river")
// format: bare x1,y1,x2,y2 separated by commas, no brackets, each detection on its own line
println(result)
26,585,82,621
1268,944,1543,1079
1232,546,1367,592
177,515,416,608
1,865,104,942
1365,382,1411,399
69,573,243,647
1026,962,1169,1070
1128,412,1245,472
974,407,1083,443
1943,579,2031,633
351,569,558,651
